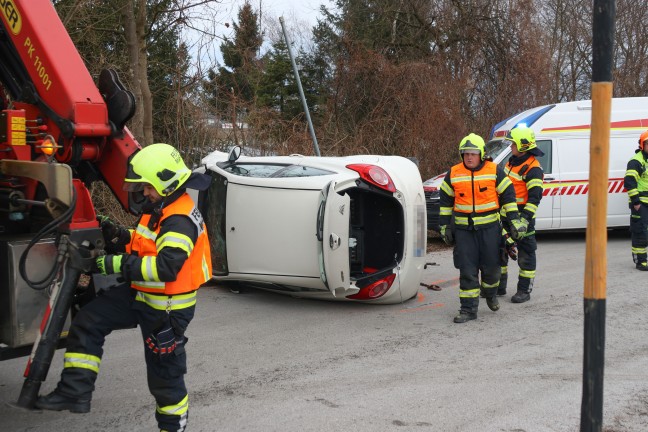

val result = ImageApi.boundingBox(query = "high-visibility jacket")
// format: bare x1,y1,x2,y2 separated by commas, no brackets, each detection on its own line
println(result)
504,155,544,219
625,151,648,206
127,193,212,295
439,160,518,229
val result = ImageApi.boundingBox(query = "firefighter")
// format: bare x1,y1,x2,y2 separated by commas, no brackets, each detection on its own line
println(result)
36,143,212,432
624,129,648,271
439,133,525,323
498,125,545,302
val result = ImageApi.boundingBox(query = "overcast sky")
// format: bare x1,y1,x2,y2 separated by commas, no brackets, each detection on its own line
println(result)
186,0,334,69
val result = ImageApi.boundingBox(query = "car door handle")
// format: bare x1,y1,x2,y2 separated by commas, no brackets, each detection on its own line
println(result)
329,233,341,250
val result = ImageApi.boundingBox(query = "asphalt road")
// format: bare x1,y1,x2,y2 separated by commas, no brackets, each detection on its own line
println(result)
1,230,648,432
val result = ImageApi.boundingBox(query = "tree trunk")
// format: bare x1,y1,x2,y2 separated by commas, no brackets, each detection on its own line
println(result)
136,0,153,145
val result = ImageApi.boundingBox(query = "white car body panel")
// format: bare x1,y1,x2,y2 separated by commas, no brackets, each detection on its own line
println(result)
425,97,648,231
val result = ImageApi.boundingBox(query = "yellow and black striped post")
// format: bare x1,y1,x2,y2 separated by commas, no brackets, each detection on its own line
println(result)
581,1,614,430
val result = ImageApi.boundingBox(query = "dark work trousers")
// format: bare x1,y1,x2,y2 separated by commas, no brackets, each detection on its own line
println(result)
453,223,501,314
630,204,648,264
55,283,194,432
499,234,538,294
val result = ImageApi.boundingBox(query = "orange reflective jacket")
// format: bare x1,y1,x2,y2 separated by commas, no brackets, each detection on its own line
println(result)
127,193,212,295
505,157,541,206
450,161,499,214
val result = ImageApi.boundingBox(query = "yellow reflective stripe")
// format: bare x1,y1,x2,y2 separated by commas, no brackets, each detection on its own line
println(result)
135,224,157,242
626,169,639,179
459,288,480,298
515,197,525,203
473,174,496,181
128,229,134,240
527,179,543,189
473,201,498,211
628,189,639,197
508,171,523,181
141,256,160,281
502,202,518,213
135,291,197,311
132,281,166,292
501,266,508,274
450,175,472,184
441,181,454,197
157,394,189,416
157,232,194,256
524,203,538,215
64,352,101,373
520,269,536,278
472,213,499,225
632,247,646,254
454,215,469,225
481,280,499,289
439,206,453,216
455,204,473,211
202,256,210,281
496,177,513,194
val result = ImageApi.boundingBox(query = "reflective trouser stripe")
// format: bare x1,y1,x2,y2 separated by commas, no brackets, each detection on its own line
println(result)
481,280,499,289
64,352,101,374
158,394,189,416
459,288,480,299
520,269,536,279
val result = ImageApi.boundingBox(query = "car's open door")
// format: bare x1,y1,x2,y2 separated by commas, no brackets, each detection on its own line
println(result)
317,181,350,295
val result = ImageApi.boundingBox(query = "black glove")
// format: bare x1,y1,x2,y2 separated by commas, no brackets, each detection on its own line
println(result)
97,215,121,243
440,225,454,246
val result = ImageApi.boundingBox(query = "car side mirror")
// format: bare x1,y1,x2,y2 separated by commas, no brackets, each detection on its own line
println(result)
228,146,242,163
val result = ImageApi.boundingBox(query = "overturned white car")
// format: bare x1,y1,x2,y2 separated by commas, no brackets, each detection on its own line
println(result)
195,148,427,304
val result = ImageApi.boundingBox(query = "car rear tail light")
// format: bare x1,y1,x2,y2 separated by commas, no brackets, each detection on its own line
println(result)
346,164,396,192
346,274,396,300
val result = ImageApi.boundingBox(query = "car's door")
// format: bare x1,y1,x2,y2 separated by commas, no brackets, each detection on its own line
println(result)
318,181,351,295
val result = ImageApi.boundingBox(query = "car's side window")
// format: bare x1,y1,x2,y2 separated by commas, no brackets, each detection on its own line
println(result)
224,164,286,177
223,163,335,178
276,166,335,177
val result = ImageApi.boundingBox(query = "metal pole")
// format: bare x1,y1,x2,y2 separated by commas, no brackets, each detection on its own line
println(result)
279,16,321,157
581,1,614,430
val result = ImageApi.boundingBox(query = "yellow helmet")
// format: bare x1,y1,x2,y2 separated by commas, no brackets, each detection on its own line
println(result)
459,133,485,160
506,126,537,153
123,143,191,196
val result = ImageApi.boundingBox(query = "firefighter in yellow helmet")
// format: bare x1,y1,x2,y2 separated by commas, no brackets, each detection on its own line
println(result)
624,130,648,271
439,133,526,323
498,125,545,302
36,143,212,432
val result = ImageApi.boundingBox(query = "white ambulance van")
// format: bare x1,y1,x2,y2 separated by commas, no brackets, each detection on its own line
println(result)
424,97,648,232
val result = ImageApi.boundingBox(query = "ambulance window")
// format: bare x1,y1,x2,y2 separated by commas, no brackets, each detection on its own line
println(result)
535,140,552,173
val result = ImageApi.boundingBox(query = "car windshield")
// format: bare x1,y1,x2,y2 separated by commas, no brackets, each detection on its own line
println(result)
485,139,510,160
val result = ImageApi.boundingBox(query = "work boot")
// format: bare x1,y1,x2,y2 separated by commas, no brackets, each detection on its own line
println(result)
35,390,90,413
486,296,500,311
497,288,507,296
453,310,477,323
636,262,648,271
511,290,531,303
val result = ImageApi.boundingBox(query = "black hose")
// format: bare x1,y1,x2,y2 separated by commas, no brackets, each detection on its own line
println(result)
19,188,78,290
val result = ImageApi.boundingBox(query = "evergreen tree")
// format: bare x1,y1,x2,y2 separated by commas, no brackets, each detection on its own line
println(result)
206,1,263,121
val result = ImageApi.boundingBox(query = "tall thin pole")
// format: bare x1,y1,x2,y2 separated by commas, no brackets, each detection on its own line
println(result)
581,1,614,430
279,16,321,157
